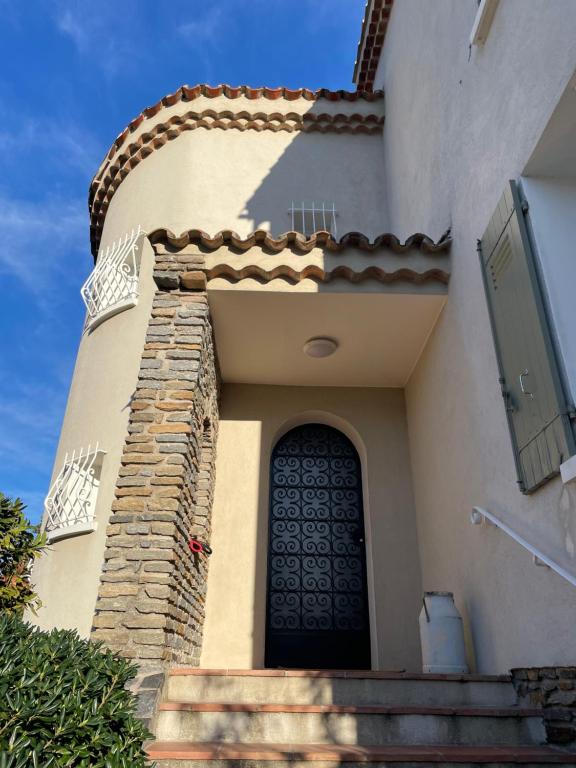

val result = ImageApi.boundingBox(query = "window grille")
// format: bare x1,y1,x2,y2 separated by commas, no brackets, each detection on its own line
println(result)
44,444,104,542
289,202,337,237
81,226,144,330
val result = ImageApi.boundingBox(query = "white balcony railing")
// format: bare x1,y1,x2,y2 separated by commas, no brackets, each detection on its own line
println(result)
44,445,105,542
81,227,144,330
471,506,576,588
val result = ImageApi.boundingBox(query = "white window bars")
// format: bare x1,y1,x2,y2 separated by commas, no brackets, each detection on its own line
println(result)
81,226,145,330
44,444,105,542
288,202,338,238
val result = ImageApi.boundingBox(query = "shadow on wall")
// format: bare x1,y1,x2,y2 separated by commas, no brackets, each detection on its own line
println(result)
232,103,388,238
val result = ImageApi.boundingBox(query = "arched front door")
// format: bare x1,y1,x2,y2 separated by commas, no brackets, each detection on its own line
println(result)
265,424,371,669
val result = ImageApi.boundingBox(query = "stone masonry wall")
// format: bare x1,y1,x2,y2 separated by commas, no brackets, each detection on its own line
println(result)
512,667,576,746
91,247,219,666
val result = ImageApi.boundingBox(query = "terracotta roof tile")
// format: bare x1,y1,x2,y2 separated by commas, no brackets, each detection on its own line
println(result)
149,230,450,287
148,228,452,255
204,264,449,286
353,0,394,91
109,84,384,160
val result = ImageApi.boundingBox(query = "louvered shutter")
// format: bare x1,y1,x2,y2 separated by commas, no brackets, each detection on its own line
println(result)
479,181,575,493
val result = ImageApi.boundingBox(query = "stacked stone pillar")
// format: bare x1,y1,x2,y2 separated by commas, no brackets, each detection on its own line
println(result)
91,244,218,666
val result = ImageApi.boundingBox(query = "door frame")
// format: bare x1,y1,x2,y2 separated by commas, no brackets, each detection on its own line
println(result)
264,410,378,670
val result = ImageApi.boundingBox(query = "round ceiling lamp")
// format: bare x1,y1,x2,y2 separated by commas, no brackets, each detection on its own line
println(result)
303,337,339,358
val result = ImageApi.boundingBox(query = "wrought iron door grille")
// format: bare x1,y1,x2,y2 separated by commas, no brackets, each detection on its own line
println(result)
267,424,368,636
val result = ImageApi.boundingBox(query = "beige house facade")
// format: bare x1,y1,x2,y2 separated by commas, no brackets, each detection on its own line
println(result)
33,0,576,682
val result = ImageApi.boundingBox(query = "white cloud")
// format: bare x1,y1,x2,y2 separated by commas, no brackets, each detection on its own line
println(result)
57,8,91,53
0,378,69,522
0,191,88,296
54,1,142,75
0,112,99,298
0,380,66,435
0,118,101,179
177,6,225,46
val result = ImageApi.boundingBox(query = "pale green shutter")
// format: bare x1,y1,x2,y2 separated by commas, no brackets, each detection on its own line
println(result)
479,181,575,493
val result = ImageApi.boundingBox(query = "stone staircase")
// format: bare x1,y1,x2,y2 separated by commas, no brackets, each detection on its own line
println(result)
146,669,576,767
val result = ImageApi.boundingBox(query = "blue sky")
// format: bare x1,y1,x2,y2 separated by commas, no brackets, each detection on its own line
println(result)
0,0,365,523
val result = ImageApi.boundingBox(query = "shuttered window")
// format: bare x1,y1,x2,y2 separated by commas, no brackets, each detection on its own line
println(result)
479,181,575,493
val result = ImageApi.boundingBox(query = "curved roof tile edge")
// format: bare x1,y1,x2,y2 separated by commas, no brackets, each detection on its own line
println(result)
205,264,449,286
353,0,394,91
148,228,452,255
106,84,385,162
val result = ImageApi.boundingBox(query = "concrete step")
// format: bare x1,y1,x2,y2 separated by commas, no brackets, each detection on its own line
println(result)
146,741,576,767
155,703,547,746
167,669,516,708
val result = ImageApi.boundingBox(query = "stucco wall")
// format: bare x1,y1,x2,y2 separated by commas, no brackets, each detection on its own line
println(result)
375,0,576,671
31,241,156,637
201,383,422,671
100,126,388,245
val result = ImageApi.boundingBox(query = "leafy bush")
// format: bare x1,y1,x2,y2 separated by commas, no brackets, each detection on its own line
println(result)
0,493,45,615
0,615,153,767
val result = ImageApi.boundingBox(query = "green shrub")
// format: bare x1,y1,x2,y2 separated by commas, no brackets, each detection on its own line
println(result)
0,615,153,767
0,493,45,615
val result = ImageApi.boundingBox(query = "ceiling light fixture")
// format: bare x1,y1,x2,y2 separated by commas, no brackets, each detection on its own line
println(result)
303,337,339,358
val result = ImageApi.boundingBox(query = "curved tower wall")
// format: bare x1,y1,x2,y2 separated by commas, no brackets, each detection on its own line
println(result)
96,92,388,246
32,89,388,640
32,246,156,636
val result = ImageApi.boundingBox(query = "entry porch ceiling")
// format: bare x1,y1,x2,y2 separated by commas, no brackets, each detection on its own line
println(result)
208,289,446,388
148,227,451,387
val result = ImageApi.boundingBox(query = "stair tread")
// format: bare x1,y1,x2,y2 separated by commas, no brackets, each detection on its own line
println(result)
169,669,511,683
146,741,575,762
159,702,548,717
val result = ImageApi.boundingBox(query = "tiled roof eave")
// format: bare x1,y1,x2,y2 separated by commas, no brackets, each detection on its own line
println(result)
103,84,384,165
353,0,394,91
150,229,451,287
205,264,450,286
148,228,452,255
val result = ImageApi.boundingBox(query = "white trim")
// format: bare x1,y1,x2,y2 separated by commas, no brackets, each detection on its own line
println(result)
470,506,576,588
560,454,576,485
470,0,499,46
47,521,98,544
85,296,138,331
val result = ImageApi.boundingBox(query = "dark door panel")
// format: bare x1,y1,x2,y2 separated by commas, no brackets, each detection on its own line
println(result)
265,424,371,670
